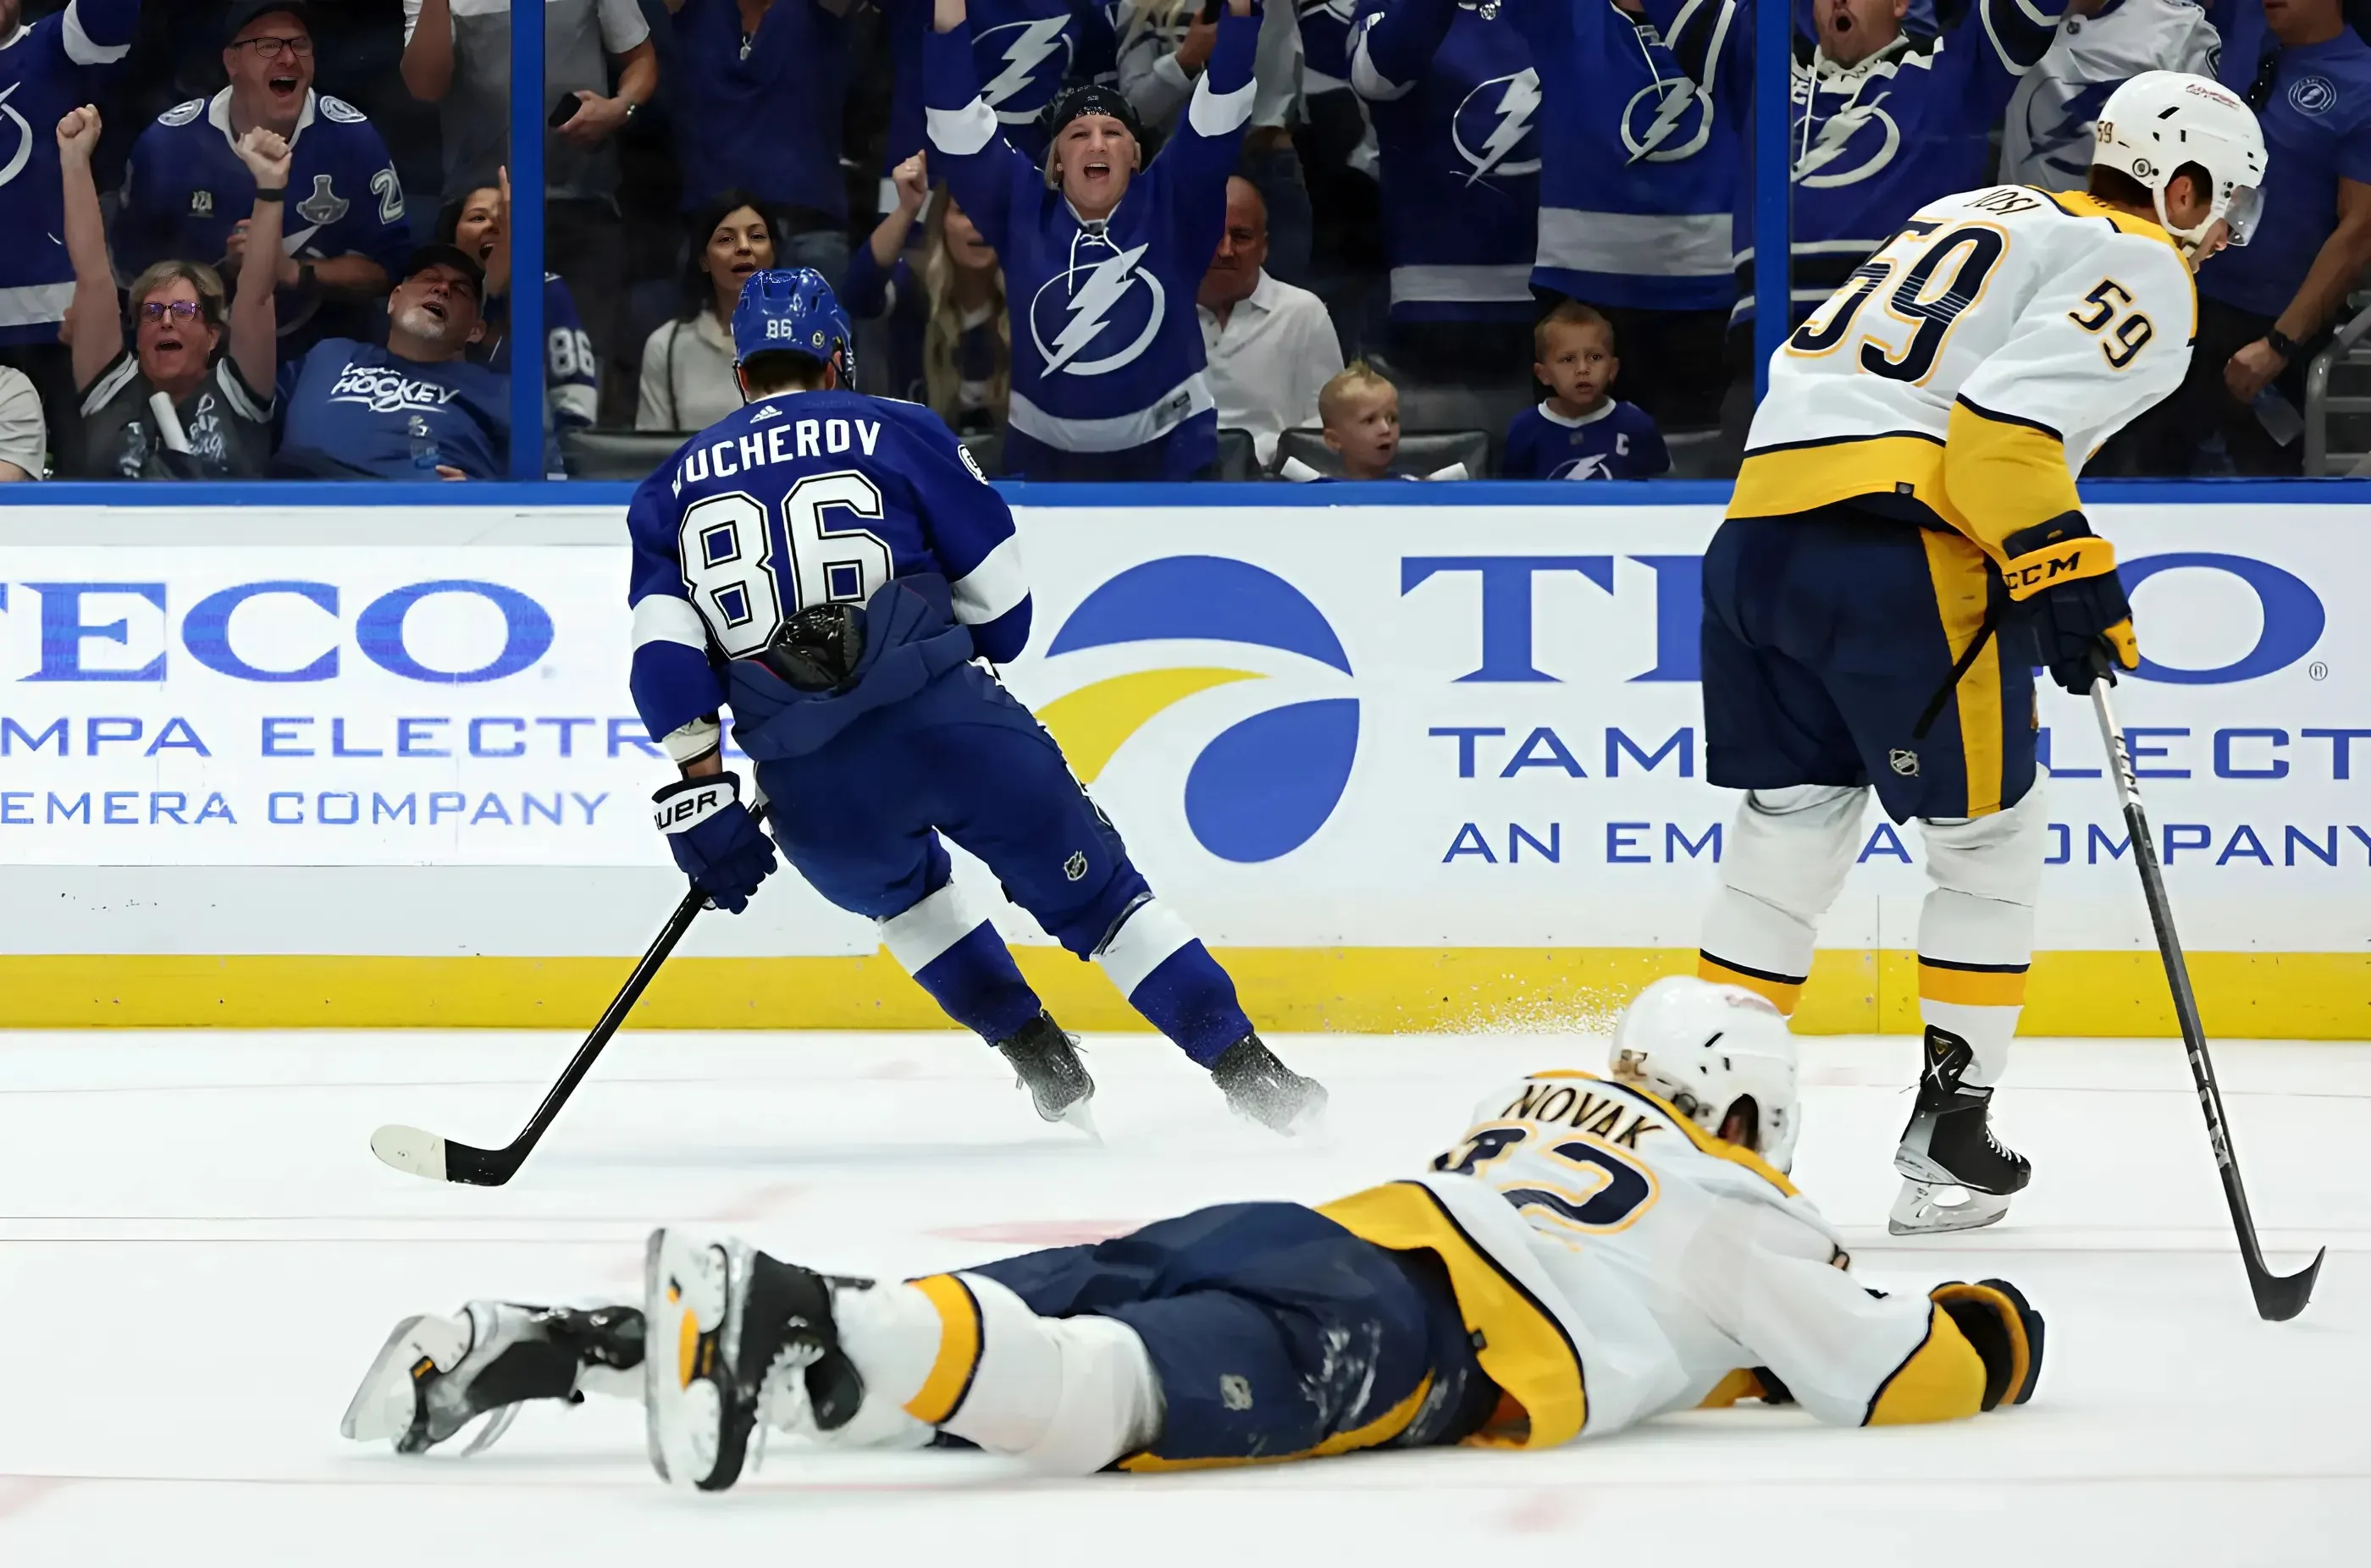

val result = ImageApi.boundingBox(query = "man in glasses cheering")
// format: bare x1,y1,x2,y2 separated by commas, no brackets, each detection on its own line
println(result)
113,2,411,364
57,104,280,478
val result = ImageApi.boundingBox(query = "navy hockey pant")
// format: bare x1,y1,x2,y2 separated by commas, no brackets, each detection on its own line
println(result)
970,1201,1496,1466
1702,506,2040,822
754,659,1252,1060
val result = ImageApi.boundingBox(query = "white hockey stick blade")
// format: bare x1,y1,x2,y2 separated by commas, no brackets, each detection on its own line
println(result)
372,1124,450,1181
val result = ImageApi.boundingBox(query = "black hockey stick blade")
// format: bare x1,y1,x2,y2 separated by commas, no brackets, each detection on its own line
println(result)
2092,673,2321,1321
371,883,710,1187
2249,1245,2324,1323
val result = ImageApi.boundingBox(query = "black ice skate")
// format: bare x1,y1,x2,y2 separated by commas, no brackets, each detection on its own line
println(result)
1891,1026,2031,1236
1211,1034,1328,1134
643,1229,867,1491
995,1011,1097,1131
340,1301,644,1455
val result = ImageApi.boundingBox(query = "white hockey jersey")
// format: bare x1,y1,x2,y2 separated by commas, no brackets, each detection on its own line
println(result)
1317,1071,2009,1445
1727,183,2196,565
2001,0,2222,192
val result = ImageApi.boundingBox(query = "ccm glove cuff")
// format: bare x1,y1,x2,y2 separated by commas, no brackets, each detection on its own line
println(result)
2000,513,2118,603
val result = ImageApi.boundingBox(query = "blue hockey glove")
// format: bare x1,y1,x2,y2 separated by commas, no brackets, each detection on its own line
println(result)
2001,512,2141,696
652,772,776,913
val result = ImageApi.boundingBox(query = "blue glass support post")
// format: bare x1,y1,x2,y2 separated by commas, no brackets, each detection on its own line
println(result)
508,0,548,479
1751,0,1790,400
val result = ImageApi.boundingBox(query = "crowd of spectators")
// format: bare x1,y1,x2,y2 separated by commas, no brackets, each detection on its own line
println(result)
0,0,2363,483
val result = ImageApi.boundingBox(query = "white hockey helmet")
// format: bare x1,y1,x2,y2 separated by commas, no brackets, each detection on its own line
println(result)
1609,975,1802,1173
2090,70,2268,259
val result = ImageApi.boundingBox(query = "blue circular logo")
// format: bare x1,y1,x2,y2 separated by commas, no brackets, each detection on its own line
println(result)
2291,75,2337,117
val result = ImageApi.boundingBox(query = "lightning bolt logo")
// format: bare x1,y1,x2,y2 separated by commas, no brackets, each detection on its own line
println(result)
1033,242,1164,378
1795,91,1898,185
979,17,1073,118
1452,71,1541,183
1625,78,1701,164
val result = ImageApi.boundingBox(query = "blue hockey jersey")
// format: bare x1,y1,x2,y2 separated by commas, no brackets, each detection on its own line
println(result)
885,0,1119,173
0,0,137,347
924,9,1256,459
1350,0,1540,323
1501,397,1669,478
624,388,1031,743
1650,0,2063,326
117,90,410,280
275,339,519,479
669,0,851,218
1510,0,1735,312
481,272,598,429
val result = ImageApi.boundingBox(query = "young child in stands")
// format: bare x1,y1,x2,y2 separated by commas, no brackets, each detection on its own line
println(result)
1501,302,1669,479
1282,361,1468,481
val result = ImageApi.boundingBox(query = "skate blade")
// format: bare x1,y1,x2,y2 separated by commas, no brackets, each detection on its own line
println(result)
339,1311,468,1444
1061,1096,1102,1142
643,1228,732,1488
1887,1181,2011,1237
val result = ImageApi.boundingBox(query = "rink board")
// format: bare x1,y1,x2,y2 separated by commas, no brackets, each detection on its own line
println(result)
0,493,2364,1035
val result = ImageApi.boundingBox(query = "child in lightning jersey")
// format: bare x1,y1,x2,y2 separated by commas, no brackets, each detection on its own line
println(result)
1700,74,2266,1235
344,979,2045,1484
923,0,1257,481
625,268,1324,1136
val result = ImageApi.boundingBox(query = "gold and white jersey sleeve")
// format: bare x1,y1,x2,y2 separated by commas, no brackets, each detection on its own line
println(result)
1731,185,2197,563
1318,1072,2012,1444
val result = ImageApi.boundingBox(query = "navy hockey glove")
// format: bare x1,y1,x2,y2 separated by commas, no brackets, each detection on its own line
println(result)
2001,512,2140,696
652,772,776,914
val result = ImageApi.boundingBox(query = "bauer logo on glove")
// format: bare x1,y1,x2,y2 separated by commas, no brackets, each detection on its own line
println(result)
651,772,777,914
654,776,738,834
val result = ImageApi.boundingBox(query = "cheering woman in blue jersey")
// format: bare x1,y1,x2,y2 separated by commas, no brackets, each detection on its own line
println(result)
924,0,1259,481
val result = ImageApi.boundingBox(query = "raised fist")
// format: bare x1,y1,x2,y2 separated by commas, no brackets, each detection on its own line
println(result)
236,126,294,187
55,105,101,163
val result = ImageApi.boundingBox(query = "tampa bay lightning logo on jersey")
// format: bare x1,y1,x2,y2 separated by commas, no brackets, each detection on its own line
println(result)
975,15,1075,121
1793,87,1901,189
0,82,32,191
1029,240,1164,377
1550,452,1614,480
1038,557,1358,863
1451,70,1542,184
2291,75,2337,116
2021,79,2117,180
1621,75,1712,163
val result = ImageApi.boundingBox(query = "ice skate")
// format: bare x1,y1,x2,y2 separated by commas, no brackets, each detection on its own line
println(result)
995,1011,1097,1133
340,1300,644,1455
643,1228,867,1491
1890,1026,2031,1234
1211,1033,1328,1134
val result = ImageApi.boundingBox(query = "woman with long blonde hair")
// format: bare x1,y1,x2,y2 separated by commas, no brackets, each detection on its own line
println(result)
846,151,1010,439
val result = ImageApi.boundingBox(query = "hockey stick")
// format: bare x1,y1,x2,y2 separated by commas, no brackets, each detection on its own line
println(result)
2091,672,2323,1321
369,883,709,1187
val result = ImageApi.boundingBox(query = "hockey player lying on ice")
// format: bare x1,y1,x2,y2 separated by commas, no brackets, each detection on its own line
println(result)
343,978,2044,1488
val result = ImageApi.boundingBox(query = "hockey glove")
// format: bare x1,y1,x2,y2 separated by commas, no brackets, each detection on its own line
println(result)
2000,511,2140,696
1930,1278,2045,1411
652,772,776,914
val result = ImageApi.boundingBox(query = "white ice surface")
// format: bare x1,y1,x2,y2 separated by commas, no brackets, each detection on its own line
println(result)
0,1029,2363,1567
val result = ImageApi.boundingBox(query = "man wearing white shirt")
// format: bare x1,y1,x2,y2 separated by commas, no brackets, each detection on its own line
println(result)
1198,176,1344,467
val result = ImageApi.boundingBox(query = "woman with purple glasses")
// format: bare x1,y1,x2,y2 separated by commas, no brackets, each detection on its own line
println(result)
57,102,282,478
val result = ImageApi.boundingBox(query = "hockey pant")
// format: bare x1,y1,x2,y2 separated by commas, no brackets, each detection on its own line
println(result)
755,658,1252,1064
838,1201,1497,1473
1699,509,2046,1082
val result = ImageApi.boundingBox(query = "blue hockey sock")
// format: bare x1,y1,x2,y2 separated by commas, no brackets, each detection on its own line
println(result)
1094,901,1252,1068
881,884,1044,1043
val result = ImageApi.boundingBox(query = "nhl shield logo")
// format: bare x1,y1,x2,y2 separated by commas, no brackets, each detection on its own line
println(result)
1889,748,1921,776
1063,850,1088,881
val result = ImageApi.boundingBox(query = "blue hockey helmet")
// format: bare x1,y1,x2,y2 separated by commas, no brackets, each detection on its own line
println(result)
730,268,857,382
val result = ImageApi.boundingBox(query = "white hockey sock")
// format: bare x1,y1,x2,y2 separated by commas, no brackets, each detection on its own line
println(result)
1918,798,2043,1089
1699,785,1868,1016
858,1273,1161,1474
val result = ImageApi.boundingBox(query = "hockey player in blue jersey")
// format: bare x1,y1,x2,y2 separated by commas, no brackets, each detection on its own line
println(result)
0,0,138,436
1650,0,2064,332
627,268,1327,1131
1348,0,1540,380
923,0,1258,480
